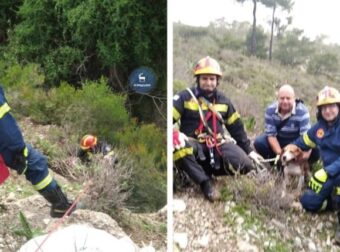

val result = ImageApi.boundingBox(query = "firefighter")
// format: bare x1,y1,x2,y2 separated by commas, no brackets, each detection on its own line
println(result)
0,85,74,218
173,56,263,201
77,134,117,165
293,86,340,243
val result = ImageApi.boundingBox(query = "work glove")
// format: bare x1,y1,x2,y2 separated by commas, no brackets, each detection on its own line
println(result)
173,130,188,152
309,168,328,193
248,151,264,165
12,146,28,175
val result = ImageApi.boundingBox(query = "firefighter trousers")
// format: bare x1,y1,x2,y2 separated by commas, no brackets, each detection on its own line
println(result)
174,140,254,185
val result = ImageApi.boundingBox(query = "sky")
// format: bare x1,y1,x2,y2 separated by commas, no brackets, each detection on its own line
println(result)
172,0,340,45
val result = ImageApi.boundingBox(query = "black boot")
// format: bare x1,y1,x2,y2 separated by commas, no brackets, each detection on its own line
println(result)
39,185,75,218
200,179,220,202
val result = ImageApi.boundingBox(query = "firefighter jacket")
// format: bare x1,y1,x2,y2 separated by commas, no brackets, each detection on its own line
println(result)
173,87,252,154
295,116,340,177
0,86,26,154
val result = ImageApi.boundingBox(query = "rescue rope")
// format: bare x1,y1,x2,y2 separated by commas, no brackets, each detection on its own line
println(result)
34,180,93,252
259,157,277,163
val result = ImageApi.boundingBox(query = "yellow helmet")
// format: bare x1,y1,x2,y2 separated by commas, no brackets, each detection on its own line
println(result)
316,86,340,107
193,56,222,77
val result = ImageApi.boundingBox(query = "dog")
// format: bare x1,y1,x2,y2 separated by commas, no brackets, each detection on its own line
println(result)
281,144,310,197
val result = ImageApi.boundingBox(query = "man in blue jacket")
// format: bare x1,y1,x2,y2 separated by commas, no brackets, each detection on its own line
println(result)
254,84,319,167
293,86,340,243
0,85,74,218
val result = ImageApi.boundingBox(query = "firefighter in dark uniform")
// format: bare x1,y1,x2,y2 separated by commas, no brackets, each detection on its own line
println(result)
0,85,74,218
173,56,264,201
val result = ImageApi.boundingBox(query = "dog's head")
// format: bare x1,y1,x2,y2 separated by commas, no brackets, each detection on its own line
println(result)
281,144,303,165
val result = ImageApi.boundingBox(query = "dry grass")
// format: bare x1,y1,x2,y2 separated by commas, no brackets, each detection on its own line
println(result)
221,168,295,221
81,150,133,213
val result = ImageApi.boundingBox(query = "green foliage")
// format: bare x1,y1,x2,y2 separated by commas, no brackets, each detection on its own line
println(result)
116,124,166,211
307,53,339,75
243,116,256,132
7,0,166,87
173,79,187,94
0,0,22,45
274,29,314,66
44,46,83,86
1,65,166,212
13,211,44,240
220,33,244,51
246,27,268,59
4,0,166,124
1,63,45,88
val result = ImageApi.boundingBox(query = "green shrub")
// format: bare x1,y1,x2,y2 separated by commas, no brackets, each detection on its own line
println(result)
1,64,166,213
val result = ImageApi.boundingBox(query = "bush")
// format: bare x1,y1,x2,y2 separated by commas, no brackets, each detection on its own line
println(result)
81,151,133,213
1,64,166,213
116,123,166,212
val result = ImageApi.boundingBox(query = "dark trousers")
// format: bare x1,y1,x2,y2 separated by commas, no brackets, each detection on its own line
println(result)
301,174,340,212
1,144,57,191
175,140,254,185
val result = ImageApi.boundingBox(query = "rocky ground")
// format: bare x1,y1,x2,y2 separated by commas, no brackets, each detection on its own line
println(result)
173,172,340,252
0,171,166,251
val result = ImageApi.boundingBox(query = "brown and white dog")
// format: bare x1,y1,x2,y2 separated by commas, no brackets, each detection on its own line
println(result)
281,144,310,196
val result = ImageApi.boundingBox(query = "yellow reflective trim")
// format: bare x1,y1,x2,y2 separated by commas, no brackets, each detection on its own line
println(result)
213,104,228,112
226,112,240,125
23,147,28,157
174,147,193,161
336,187,340,196
303,133,316,148
184,101,199,111
184,100,211,111
34,172,53,191
173,107,181,121
184,101,209,111
0,103,10,119
314,169,328,183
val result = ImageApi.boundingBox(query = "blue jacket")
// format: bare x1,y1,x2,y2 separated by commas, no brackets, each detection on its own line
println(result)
295,116,340,177
265,100,310,142
0,86,26,156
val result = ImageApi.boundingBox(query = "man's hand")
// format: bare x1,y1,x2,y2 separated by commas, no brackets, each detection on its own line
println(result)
173,130,188,152
248,151,264,165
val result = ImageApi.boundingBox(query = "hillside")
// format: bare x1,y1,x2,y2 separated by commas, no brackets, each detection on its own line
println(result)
173,23,340,251
0,118,166,251
174,22,340,133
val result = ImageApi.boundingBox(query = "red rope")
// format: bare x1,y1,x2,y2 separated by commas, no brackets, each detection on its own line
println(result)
34,180,92,252
196,111,212,135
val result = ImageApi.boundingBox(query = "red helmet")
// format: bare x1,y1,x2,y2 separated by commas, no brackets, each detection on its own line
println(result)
80,135,98,150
